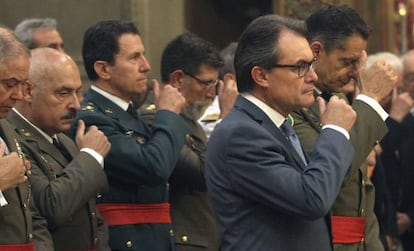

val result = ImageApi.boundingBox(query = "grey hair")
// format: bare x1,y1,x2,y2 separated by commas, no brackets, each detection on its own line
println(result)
14,18,57,49
0,25,30,63
366,52,403,74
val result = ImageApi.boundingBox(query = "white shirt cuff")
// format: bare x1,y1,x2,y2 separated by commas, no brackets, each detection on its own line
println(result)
80,148,104,168
355,94,388,121
0,189,8,207
322,124,350,140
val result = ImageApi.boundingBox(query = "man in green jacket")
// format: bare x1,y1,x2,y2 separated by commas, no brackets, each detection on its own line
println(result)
292,5,397,251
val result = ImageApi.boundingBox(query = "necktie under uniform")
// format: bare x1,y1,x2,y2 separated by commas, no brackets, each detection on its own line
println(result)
127,104,138,119
53,137,72,162
280,120,307,165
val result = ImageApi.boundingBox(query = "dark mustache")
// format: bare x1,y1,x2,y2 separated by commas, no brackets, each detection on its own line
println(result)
61,110,77,120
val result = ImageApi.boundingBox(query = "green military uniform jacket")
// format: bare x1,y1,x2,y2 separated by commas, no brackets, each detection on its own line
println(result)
292,92,387,251
7,110,110,251
68,89,190,251
0,119,53,250
141,107,220,251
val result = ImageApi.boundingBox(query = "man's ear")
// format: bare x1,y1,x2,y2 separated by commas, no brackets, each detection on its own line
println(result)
310,41,324,59
23,82,33,102
169,70,185,89
223,73,235,83
93,60,111,80
251,66,269,88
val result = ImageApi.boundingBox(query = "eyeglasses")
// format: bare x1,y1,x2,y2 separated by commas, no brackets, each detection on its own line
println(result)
271,59,316,77
182,70,219,89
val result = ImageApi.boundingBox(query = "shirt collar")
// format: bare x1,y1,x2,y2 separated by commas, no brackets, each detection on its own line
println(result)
241,93,286,128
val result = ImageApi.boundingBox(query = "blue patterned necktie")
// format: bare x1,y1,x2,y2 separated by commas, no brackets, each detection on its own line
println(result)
280,120,307,165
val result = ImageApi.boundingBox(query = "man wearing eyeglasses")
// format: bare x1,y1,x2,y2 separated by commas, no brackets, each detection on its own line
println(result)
291,5,397,251
140,32,224,251
205,14,360,251
0,26,53,251
67,20,189,251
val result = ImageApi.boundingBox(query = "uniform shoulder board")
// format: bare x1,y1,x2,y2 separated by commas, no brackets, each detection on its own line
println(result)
81,102,96,112
19,128,32,138
145,104,156,111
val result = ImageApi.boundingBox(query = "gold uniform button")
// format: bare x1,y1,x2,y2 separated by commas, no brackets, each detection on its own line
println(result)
181,235,188,242
126,240,133,248
362,180,366,187
360,208,365,216
28,233,33,240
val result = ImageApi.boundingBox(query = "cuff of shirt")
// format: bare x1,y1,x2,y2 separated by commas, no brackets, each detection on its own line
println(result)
355,94,388,121
322,124,350,140
80,148,104,168
0,189,8,207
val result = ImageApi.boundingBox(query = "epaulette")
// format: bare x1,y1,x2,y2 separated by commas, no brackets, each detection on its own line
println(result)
81,102,96,112
200,113,220,122
19,128,32,138
144,104,156,111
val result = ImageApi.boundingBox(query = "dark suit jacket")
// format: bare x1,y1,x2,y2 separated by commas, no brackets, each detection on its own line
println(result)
7,110,110,251
393,114,414,251
141,109,219,251
68,89,190,251
206,96,354,251
292,93,388,251
0,119,53,250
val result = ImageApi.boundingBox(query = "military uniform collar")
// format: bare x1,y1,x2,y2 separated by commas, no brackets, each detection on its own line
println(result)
90,85,130,111
12,108,53,144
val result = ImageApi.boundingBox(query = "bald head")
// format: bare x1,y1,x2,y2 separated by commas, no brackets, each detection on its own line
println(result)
28,47,77,89
16,47,82,135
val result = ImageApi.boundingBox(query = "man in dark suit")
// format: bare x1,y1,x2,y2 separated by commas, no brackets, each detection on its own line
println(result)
0,26,53,250
291,5,397,251
140,32,227,250
206,14,358,251
7,47,112,251
68,20,189,251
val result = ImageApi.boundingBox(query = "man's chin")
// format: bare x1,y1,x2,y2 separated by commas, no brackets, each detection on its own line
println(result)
337,83,355,95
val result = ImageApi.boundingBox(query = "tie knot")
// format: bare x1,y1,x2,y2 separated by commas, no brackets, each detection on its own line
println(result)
127,104,138,119
320,91,333,102
280,120,294,138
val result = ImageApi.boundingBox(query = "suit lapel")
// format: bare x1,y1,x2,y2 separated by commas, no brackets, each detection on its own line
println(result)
235,97,307,169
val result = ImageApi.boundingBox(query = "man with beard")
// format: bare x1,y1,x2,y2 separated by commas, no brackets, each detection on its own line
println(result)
68,20,189,251
7,47,112,251
140,32,224,250
291,5,397,251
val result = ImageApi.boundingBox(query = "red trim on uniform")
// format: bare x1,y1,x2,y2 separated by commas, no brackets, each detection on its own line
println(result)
0,243,34,251
64,249,97,251
96,203,171,225
332,216,366,244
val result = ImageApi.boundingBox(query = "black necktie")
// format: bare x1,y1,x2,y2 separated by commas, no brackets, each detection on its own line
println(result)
127,104,138,119
280,120,307,165
52,138,72,162
320,91,333,102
